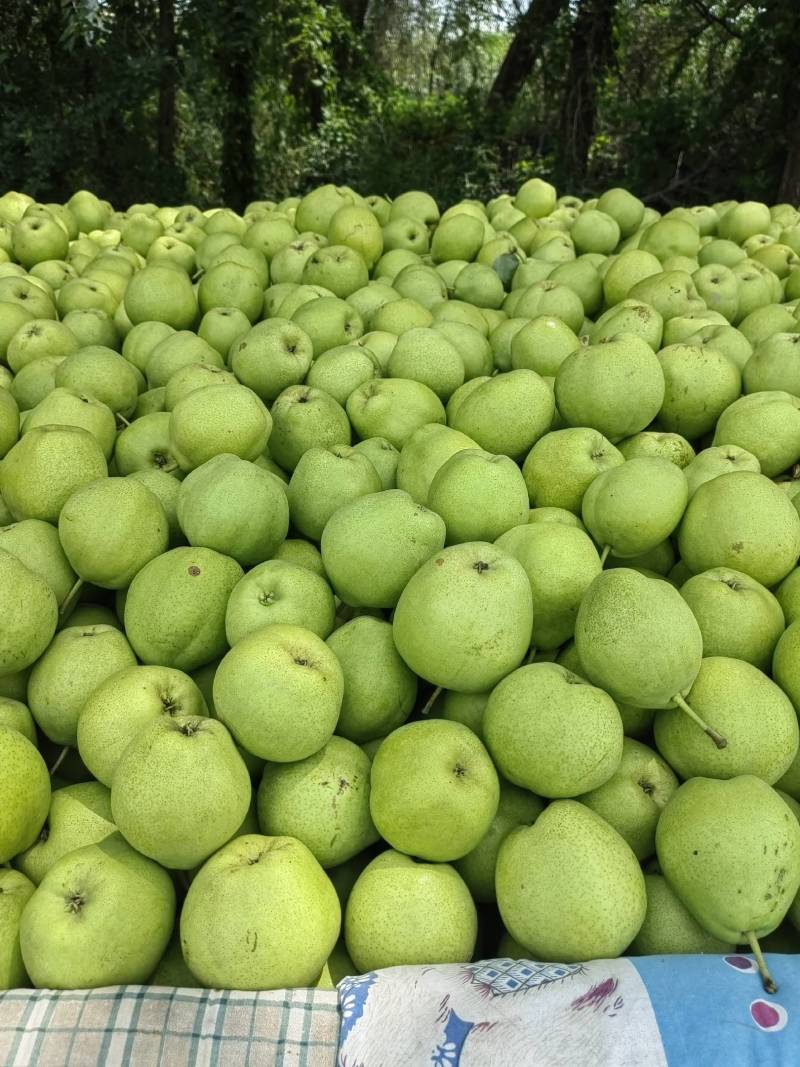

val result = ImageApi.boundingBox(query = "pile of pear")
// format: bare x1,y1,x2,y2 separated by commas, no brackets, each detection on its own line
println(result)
1,182,800,996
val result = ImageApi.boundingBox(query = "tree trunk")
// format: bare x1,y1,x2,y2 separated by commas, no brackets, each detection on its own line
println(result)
487,0,567,114
219,10,257,211
558,0,616,185
157,0,177,172
779,112,800,205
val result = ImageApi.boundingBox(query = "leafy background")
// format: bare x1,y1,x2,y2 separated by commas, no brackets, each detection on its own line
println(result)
1,1,797,210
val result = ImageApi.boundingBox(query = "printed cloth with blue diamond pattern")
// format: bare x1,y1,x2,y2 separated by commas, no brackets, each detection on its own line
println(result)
1,954,798,1067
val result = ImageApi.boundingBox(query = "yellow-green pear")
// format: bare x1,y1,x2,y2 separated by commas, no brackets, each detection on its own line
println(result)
496,800,647,961
656,776,800,991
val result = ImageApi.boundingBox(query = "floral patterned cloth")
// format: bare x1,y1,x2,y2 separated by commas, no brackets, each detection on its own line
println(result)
338,954,799,1067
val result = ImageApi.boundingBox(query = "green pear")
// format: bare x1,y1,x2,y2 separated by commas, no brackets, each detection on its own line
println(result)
287,445,382,541
713,391,800,477
0,869,35,989
268,385,351,471
0,726,50,863
7,318,78,373
181,834,340,990
522,427,624,515
306,343,381,406
617,431,695,468
773,621,800,712
15,781,116,884
496,800,646,961
395,423,480,506
683,444,760,498
213,624,343,761
606,538,675,576
575,569,726,745
77,664,208,786
0,669,31,704
230,319,314,403
602,249,661,305
55,344,141,417
679,471,800,587
428,449,529,545
124,547,243,671
495,522,601,648
9,356,64,412
148,932,200,988
225,559,335,646
577,738,678,859
121,320,175,373
630,875,734,955
434,319,494,378
0,697,36,743
369,719,499,861
0,388,18,460
0,425,107,523
58,477,169,588
197,305,251,357
145,330,223,389
640,217,700,260
392,541,533,692
19,833,175,989
163,361,237,411
321,489,445,608
111,715,250,869
272,537,326,577
291,295,363,356
513,280,584,333
776,568,800,626
23,387,117,460
386,326,464,400
448,369,554,460
0,518,76,606
744,332,800,395
680,567,785,669
571,208,620,254
590,300,663,350
124,262,197,330
169,384,271,472
431,213,484,263
257,736,378,868
351,436,399,490
438,689,489,739
685,322,753,370
345,850,476,972
484,662,622,797
28,624,136,747
655,656,798,783
327,616,416,743
582,457,688,560
454,780,544,903
656,776,800,991
555,334,665,442
177,453,288,565
347,377,445,450
114,411,179,475
127,468,184,545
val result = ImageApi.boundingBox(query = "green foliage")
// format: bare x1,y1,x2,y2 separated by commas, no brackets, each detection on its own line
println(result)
0,1,796,208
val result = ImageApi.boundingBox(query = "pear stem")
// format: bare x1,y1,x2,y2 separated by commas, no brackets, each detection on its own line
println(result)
525,645,538,665
160,461,179,474
599,544,611,567
672,693,727,749
49,746,70,776
58,578,84,622
116,413,131,428
747,931,777,994
420,686,442,716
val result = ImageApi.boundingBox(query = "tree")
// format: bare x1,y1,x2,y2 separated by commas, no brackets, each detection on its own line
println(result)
157,0,178,184
557,0,616,186
487,0,567,115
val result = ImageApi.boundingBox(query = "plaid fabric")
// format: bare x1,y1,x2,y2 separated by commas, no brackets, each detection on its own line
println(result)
0,986,340,1067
